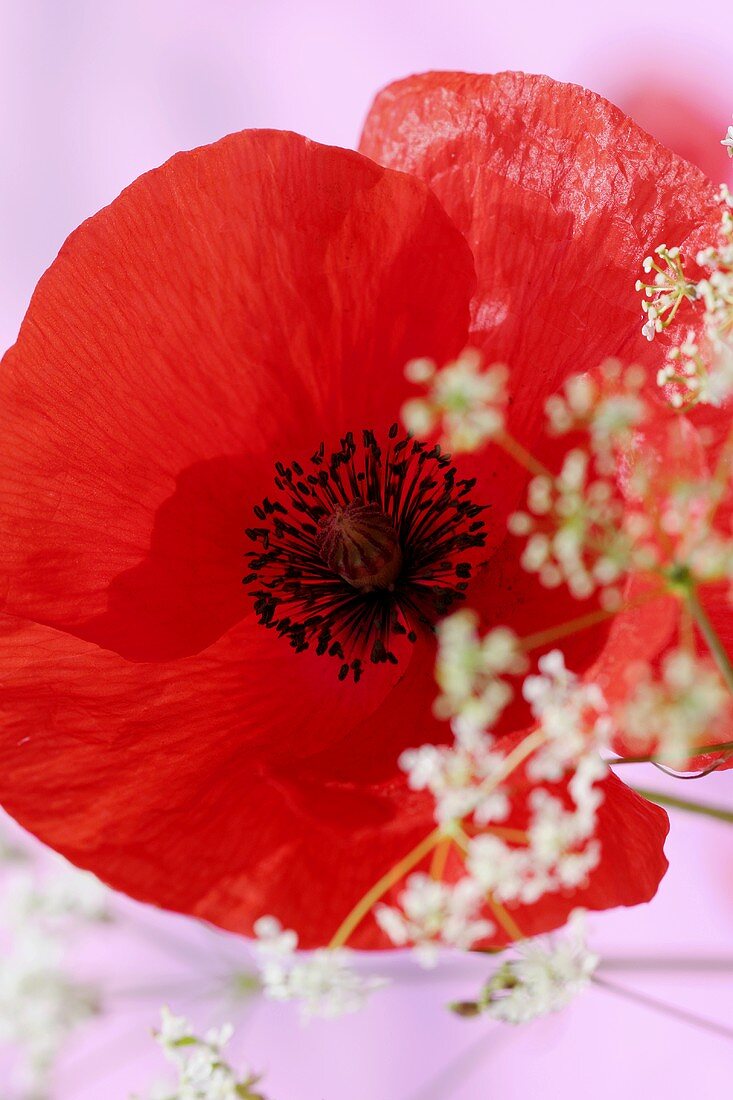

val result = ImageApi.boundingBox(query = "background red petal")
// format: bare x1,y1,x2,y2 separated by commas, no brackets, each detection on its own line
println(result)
361,71,721,519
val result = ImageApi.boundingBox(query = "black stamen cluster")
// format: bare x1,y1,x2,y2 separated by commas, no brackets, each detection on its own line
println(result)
243,425,487,680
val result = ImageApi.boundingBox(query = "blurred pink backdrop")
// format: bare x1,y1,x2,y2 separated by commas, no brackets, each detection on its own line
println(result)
1,2,733,1097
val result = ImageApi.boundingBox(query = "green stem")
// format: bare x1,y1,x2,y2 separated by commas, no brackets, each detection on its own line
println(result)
686,586,733,694
633,787,733,823
328,827,442,948
593,975,733,1042
495,430,552,479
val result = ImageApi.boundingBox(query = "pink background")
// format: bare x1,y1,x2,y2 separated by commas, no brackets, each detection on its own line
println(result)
2,2,733,1097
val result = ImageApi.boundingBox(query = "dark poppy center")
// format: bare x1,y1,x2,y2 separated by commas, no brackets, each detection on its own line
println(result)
242,425,487,681
317,500,403,591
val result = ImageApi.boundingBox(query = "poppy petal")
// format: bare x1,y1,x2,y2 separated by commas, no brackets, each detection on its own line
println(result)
0,613,428,946
361,71,720,512
0,614,666,948
488,771,670,945
0,129,474,659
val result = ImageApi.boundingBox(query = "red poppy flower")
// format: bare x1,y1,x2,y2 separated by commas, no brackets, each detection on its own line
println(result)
0,73,721,948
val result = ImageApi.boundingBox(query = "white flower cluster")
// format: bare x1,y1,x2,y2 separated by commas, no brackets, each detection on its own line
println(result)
658,332,733,409
467,654,606,906
432,609,526,734
0,860,108,1098
635,244,698,341
510,362,663,607
134,1008,266,1100
402,349,508,453
400,721,513,826
1,863,109,928
695,193,733,380
522,651,609,776
402,611,529,826
640,179,733,407
393,643,607,955
510,362,733,602
375,874,495,968
652,468,733,592
544,361,646,473
0,931,100,1100
620,648,729,765
722,121,733,157
508,447,635,607
253,917,386,1020
451,911,598,1023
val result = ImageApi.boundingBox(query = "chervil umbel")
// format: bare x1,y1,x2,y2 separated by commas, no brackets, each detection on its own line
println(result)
508,444,634,607
506,363,655,607
522,650,610,781
636,245,698,341
616,649,730,766
0,859,108,1097
0,931,99,1098
399,721,513,827
136,1008,267,1100
639,181,733,407
375,873,495,966
543,361,647,473
507,360,733,646
253,917,386,1019
658,335,733,409
368,624,654,959
697,237,733,342
401,348,509,453
432,608,526,732
450,911,598,1023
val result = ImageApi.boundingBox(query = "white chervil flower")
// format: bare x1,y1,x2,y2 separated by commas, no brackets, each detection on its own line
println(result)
522,650,610,781
700,337,733,406
399,726,511,827
280,950,387,1020
466,833,535,904
643,195,733,410
156,1006,194,1048
642,313,657,341
621,648,728,764
468,822,599,910
543,361,645,465
636,244,698,339
455,911,598,1024
375,873,495,966
722,123,733,157
1,863,109,931
466,715,605,908
662,334,733,409
252,914,298,956
134,1008,266,1100
0,852,108,1098
0,927,99,1097
253,916,386,1019
509,441,639,609
433,609,526,732
527,788,601,889
487,912,598,1023
402,348,509,453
